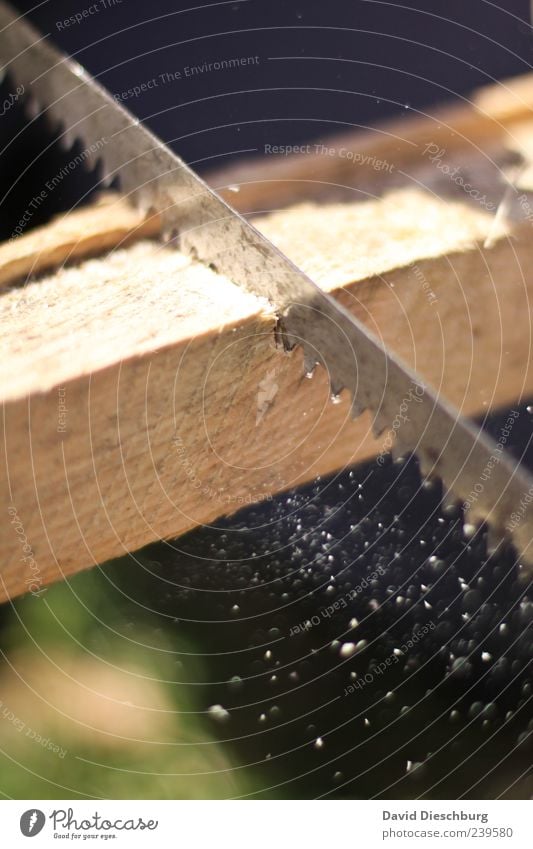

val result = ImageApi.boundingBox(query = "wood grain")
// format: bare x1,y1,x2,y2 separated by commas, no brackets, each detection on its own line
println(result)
207,72,533,212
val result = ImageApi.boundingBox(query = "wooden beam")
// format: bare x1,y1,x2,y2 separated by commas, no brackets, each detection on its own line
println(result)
0,193,160,289
2,75,533,601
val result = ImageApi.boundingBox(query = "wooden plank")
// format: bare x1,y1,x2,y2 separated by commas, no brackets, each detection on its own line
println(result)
2,76,533,601
0,194,160,289
206,72,533,212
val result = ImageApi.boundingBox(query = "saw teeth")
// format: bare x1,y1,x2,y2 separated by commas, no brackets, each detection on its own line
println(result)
329,378,344,403
24,93,41,120
302,342,322,367
390,441,406,461
129,186,152,212
282,335,298,353
278,327,298,353
100,171,115,189
162,227,179,245
461,507,482,536
6,1,533,570
21,91,62,136
57,129,78,152
440,488,462,515
486,522,507,555
417,448,437,479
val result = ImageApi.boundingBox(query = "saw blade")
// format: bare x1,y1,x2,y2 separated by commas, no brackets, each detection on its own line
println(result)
1,2,532,563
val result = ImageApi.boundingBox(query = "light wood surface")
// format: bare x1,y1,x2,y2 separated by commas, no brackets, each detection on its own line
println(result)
2,74,533,602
